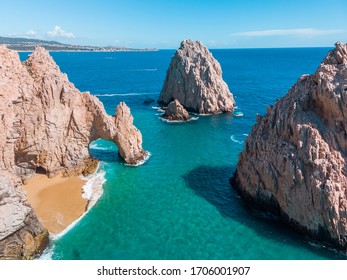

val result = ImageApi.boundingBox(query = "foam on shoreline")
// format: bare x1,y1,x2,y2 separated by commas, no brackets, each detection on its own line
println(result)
38,163,106,259
50,163,106,240
124,152,151,167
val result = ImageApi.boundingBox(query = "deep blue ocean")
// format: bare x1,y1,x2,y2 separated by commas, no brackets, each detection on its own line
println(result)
20,48,347,260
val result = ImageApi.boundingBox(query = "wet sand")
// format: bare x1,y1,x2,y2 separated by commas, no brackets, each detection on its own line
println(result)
23,174,88,234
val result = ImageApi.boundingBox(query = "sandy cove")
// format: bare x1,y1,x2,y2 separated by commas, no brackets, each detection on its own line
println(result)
23,174,88,234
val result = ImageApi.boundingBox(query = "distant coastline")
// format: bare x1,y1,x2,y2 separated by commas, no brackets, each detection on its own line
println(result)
0,36,158,52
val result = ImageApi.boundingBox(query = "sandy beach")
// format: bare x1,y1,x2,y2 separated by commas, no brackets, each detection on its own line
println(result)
23,174,88,234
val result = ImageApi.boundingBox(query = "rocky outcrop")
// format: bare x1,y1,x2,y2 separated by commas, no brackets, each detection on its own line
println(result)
0,173,49,259
114,102,148,164
163,99,190,121
0,45,148,259
158,39,235,114
232,42,347,250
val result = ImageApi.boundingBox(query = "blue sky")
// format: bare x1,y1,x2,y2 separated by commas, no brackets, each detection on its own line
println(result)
1,0,346,48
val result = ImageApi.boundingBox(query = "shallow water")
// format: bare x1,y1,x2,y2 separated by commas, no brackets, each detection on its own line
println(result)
20,48,346,259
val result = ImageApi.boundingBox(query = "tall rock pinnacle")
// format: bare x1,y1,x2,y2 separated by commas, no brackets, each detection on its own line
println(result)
159,40,235,114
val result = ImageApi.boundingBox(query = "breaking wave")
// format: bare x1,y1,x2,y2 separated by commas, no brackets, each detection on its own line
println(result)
230,134,247,144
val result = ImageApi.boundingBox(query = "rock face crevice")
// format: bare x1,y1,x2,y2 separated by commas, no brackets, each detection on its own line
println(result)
232,42,347,250
0,45,147,259
158,40,235,114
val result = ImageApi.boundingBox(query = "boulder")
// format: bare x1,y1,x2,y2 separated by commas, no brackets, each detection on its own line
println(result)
163,99,190,121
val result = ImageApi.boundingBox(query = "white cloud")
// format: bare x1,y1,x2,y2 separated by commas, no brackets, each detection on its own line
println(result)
206,40,218,46
26,30,36,36
230,28,345,37
47,26,75,38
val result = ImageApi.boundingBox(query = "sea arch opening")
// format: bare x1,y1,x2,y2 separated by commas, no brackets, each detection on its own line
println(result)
88,138,119,163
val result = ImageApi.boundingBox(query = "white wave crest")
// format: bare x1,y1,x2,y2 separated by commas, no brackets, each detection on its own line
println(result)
94,92,158,97
230,134,245,144
126,68,157,72
159,116,199,123
38,245,55,260
94,93,143,97
89,142,111,151
82,167,106,209
152,106,165,113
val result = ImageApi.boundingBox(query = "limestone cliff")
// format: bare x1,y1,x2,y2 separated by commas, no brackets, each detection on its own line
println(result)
232,42,347,250
158,40,235,114
0,45,148,259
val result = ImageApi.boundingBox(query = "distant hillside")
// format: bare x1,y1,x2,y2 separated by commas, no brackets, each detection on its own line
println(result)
0,36,157,52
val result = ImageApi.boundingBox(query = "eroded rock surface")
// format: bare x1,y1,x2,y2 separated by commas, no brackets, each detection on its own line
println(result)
0,173,49,259
158,39,235,114
114,102,148,164
0,45,147,259
232,42,347,250
163,99,190,121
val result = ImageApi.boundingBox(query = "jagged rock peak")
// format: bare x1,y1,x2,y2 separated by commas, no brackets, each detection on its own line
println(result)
232,42,347,250
114,102,148,165
325,42,347,64
158,39,235,114
28,46,58,67
163,99,191,121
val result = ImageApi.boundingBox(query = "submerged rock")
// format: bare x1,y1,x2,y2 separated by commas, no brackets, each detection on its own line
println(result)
0,45,147,259
158,39,235,114
232,42,347,250
143,98,155,104
163,99,191,121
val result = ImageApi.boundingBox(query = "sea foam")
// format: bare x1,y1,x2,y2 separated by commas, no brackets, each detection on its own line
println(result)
152,106,165,113
230,134,246,144
124,152,151,167
89,142,111,151
126,68,158,72
159,116,199,123
94,93,143,97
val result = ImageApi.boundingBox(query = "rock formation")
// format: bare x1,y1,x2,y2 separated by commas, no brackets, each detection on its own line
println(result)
0,45,148,259
232,42,347,250
114,102,148,164
163,99,190,121
0,173,49,259
158,39,235,114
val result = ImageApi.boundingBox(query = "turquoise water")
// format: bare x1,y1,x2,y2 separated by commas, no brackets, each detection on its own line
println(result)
21,48,346,259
